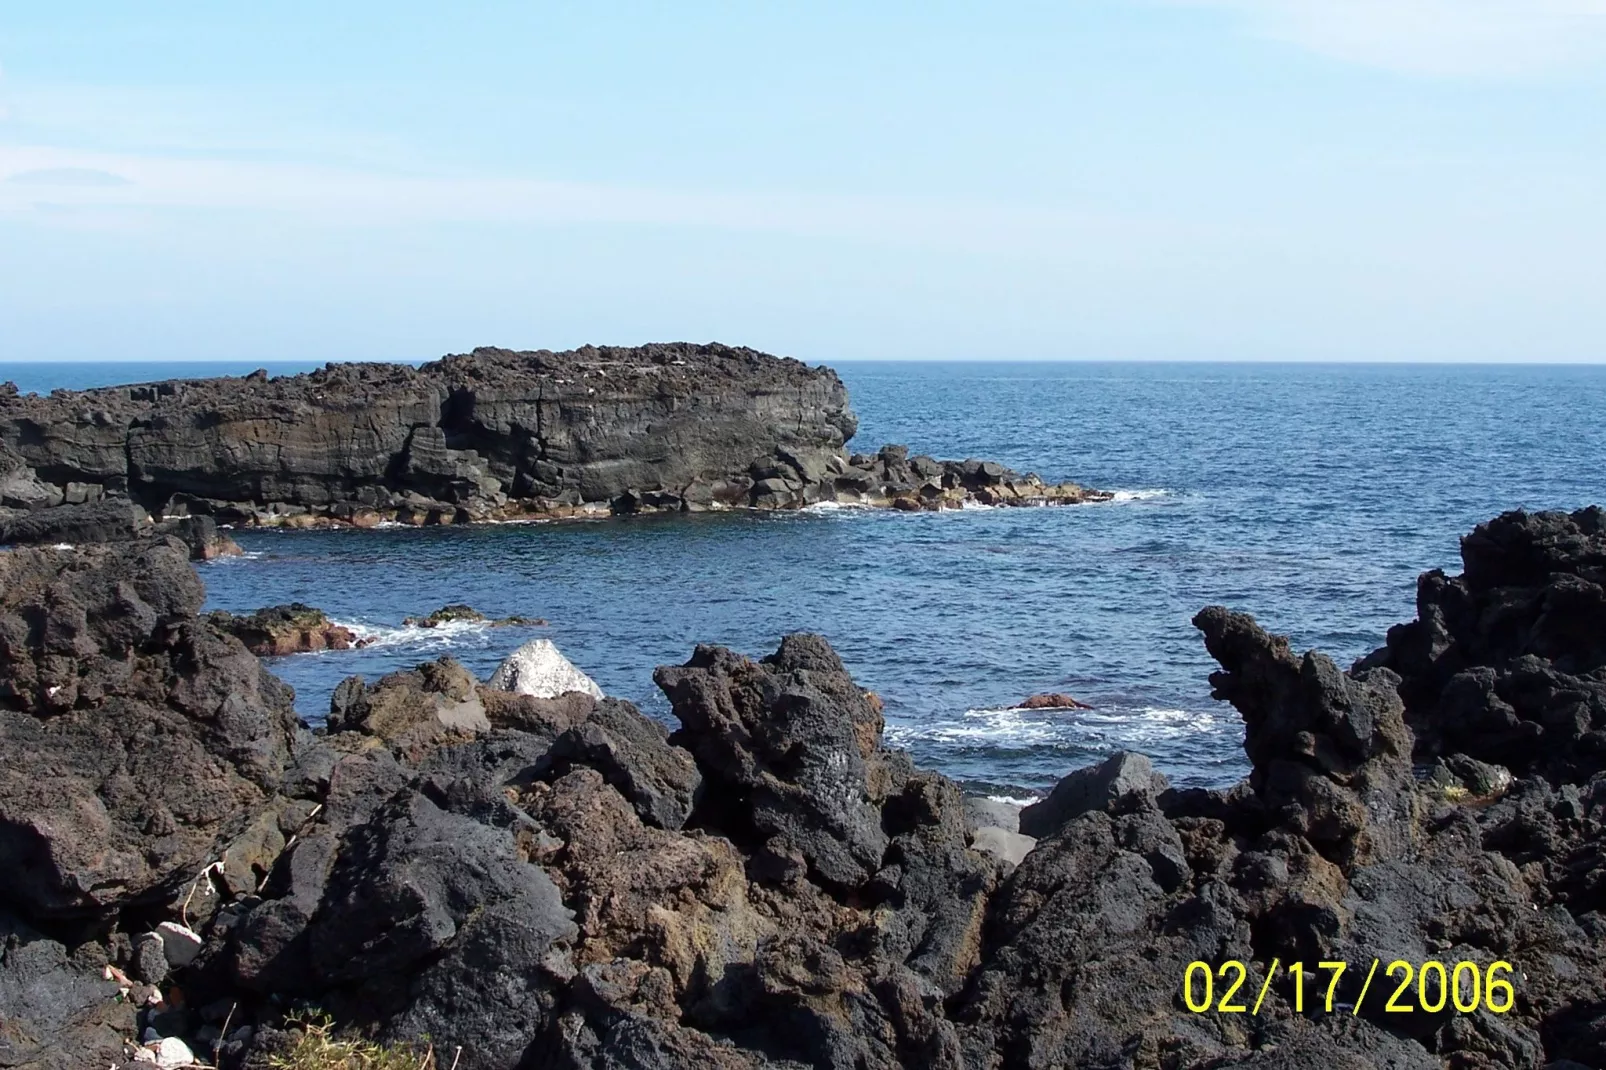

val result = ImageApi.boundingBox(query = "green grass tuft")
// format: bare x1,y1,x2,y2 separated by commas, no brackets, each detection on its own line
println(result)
266,1013,438,1070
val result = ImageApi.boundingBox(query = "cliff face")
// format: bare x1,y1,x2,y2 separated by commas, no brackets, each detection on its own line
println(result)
0,343,858,524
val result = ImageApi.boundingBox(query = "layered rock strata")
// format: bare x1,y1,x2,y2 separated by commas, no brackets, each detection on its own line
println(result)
1,507,1602,1068
0,344,1106,533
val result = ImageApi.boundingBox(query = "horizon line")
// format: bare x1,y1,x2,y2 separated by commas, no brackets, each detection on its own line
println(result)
3,356,1605,368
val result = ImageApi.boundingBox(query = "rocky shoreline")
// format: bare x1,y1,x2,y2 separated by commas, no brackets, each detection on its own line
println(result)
0,344,1107,540
0,507,1602,1068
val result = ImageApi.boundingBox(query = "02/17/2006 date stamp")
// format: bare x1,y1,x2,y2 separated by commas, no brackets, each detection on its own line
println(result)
1182,959,1518,1016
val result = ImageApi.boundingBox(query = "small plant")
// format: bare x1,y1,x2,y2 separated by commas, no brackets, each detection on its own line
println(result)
266,1013,439,1070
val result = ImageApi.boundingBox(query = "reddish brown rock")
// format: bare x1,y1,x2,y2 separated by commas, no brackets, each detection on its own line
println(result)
1018,692,1093,710
206,603,357,656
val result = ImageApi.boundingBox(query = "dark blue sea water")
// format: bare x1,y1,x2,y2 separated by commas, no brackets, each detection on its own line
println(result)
5,360,1604,797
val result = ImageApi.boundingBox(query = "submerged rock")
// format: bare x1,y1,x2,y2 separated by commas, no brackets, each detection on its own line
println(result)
207,602,357,656
1017,691,1093,710
404,603,488,626
487,638,605,699
404,603,547,627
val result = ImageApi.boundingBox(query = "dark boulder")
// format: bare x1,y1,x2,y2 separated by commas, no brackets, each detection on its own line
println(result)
0,540,298,917
0,498,151,547
655,634,894,890
0,914,134,1070
1018,750,1169,838
1017,692,1093,710
324,657,489,758
541,698,702,830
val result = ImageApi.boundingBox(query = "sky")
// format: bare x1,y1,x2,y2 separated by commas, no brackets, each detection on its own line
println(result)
1,1,1604,363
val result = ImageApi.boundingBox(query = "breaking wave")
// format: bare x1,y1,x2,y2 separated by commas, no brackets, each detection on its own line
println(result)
885,704,1219,752
333,617,500,651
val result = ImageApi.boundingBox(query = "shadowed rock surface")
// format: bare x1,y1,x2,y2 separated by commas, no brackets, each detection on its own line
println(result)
1,508,1604,1069
0,498,241,560
0,344,1106,527
0,539,299,919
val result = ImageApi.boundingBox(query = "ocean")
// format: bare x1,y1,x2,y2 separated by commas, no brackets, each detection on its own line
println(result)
5,359,1603,797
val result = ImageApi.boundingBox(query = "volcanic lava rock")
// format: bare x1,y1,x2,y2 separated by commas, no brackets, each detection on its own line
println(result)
404,603,486,627
539,698,702,830
403,604,547,628
4,508,1606,1069
0,439,57,508
0,346,1108,526
1193,605,1419,869
0,344,854,524
207,602,357,656
0,498,151,547
0,913,135,1069
1017,751,1170,838
1017,692,1094,710
325,656,491,757
1358,505,1606,783
654,634,897,890
0,539,298,918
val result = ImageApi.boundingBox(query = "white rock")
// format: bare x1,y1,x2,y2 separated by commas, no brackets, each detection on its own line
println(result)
146,1036,195,1068
156,921,202,968
486,639,604,699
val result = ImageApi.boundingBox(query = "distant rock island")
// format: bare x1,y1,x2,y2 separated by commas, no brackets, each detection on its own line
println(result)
0,342,1107,533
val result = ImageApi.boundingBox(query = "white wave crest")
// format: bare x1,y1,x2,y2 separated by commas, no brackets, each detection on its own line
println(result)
886,706,1060,747
801,500,874,514
335,617,497,650
1107,488,1171,502
984,793,1039,807
885,704,1220,751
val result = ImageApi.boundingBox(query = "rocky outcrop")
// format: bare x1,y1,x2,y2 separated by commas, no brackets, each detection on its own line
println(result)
0,344,1106,527
1016,750,1169,838
206,603,357,656
4,508,1605,1069
1017,692,1093,710
1357,505,1606,784
324,656,491,757
0,498,241,560
402,604,545,628
0,540,299,919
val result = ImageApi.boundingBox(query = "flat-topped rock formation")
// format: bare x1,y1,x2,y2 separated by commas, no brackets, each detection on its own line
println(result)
0,343,1106,533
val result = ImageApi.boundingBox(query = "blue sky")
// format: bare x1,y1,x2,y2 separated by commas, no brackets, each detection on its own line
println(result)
2,1,1604,362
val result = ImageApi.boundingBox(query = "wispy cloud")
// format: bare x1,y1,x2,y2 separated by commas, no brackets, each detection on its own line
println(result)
6,166,132,186
0,143,1213,255
1166,0,1606,76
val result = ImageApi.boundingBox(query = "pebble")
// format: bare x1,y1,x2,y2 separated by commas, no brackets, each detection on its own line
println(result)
156,921,203,968
133,1036,195,1068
